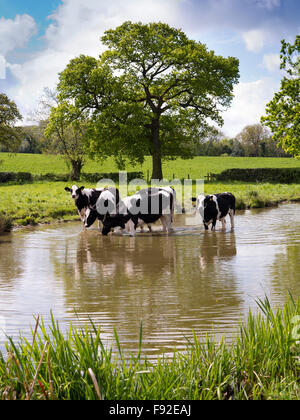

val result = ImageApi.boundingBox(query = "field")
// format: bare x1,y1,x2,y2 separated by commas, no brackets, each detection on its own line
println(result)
0,153,300,227
1,152,300,179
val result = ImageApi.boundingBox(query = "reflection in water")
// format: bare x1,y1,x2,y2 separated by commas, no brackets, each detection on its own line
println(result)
0,204,299,356
49,226,241,353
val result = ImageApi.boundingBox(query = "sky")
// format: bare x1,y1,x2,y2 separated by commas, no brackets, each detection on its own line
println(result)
0,0,299,137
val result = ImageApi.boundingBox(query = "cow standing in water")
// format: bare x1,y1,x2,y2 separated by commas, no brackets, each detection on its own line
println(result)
84,187,175,236
192,192,235,230
65,185,119,229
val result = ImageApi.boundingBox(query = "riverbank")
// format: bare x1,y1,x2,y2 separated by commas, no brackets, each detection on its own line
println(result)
0,296,299,400
0,180,300,228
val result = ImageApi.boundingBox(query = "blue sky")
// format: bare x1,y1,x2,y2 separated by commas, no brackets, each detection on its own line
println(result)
0,0,299,136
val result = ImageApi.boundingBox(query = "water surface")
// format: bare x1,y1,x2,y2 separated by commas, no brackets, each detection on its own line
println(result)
0,204,299,355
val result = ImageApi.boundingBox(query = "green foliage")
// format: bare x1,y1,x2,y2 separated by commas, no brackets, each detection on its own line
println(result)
0,214,12,234
44,101,88,180
0,93,22,152
57,21,239,178
261,36,300,158
215,167,300,183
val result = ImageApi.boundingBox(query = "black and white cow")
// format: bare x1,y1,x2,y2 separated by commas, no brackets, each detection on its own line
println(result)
85,187,175,236
192,192,235,230
65,185,119,229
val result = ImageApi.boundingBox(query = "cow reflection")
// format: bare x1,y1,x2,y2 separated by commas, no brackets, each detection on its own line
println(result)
199,231,237,270
74,233,177,283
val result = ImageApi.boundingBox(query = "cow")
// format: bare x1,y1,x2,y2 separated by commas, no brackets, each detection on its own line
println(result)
192,192,235,230
65,185,119,229
134,186,176,233
85,187,174,236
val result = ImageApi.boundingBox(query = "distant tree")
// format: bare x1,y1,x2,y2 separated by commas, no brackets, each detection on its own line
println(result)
261,35,300,158
44,102,87,180
58,21,239,179
236,124,271,157
0,93,22,151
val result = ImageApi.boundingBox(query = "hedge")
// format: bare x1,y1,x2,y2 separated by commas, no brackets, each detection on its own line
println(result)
215,168,300,183
0,171,145,184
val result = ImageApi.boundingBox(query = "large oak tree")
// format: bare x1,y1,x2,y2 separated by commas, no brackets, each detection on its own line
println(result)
57,21,239,179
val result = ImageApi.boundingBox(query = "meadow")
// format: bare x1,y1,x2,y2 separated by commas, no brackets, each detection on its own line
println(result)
0,153,300,227
0,296,299,400
1,152,300,179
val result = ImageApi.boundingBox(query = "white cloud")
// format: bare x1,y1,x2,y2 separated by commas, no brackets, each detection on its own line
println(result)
0,55,6,79
242,29,266,52
262,53,280,72
222,78,279,137
256,0,281,10
0,14,37,55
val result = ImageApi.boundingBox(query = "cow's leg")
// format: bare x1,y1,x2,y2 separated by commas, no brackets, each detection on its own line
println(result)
161,215,172,233
229,209,235,229
147,224,152,232
221,217,226,230
211,219,217,231
126,219,136,237
203,222,209,231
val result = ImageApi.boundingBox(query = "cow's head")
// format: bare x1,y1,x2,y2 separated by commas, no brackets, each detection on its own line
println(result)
65,185,85,200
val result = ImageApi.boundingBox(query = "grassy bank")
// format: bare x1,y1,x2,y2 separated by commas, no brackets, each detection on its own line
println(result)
1,154,300,227
0,181,300,227
0,182,300,226
0,297,299,400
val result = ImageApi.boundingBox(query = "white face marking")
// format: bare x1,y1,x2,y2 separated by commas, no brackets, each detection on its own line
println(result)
71,185,79,199
196,194,205,219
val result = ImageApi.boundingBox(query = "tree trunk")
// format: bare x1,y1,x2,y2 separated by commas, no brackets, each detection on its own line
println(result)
151,118,163,180
70,159,83,181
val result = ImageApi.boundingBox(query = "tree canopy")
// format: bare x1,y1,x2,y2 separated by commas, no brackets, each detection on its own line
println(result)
57,21,239,179
0,93,22,151
261,35,300,158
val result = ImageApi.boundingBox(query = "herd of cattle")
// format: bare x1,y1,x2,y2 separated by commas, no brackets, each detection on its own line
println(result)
65,185,236,236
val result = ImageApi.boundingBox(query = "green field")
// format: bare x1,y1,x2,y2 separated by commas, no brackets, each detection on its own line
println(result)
0,153,300,227
1,152,300,179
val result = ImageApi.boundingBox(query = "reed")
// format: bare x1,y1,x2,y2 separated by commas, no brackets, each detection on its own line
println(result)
0,297,299,400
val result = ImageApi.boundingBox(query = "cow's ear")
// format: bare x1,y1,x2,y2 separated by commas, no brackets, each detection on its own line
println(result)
80,186,85,191
210,196,213,201
65,187,71,192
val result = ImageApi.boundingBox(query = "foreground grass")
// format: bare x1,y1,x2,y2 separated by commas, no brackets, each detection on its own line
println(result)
0,297,299,400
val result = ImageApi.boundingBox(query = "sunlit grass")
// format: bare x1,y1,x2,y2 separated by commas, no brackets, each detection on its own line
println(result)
1,153,300,179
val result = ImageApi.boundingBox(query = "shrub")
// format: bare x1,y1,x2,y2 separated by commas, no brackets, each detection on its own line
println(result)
0,214,12,234
215,168,300,183
0,172,32,183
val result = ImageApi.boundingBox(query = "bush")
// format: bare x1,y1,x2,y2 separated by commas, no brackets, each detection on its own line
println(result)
81,171,144,183
0,171,145,185
215,168,300,183
0,214,12,234
0,172,32,183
